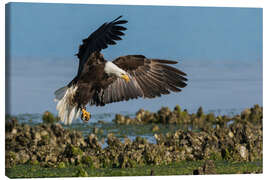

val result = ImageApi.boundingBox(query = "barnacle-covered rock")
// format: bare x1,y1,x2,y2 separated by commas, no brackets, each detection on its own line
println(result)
5,115,18,132
107,133,122,148
85,133,101,150
152,125,159,132
42,111,59,124
5,104,263,169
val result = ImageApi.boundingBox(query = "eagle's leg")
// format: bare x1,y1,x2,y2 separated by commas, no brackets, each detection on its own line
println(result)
81,107,91,122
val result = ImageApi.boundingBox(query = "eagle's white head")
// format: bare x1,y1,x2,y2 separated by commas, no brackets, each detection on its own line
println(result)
104,61,130,82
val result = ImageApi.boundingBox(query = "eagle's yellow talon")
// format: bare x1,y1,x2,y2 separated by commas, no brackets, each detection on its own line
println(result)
81,108,91,122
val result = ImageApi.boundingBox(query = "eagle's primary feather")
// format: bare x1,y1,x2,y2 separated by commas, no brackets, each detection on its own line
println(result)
55,16,188,125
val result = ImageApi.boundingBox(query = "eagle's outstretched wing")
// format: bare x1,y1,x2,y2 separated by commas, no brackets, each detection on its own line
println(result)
76,16,127,76
90,55,188,106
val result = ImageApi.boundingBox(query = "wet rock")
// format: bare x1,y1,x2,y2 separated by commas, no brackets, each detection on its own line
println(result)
193,160,216,175
107,133,122,147
18,150,30,164
202,160,216,174
196,106,204,118
174,105,182,114
42,111,59,124
29,155,39,165
97,120,105,124
112,105,262,129
85,133,101,150
5,151,18,168
113,114,126,124
5,116,18,132
228,131,234,138
152,125,160,132
241,108,251,120
193,167,203,175
206,113,215,123
65,144,83,157
93,127,99,134
5,104,263,169
81,156,95,168
237,145,249,161
11,128,17,135
50,123,65,137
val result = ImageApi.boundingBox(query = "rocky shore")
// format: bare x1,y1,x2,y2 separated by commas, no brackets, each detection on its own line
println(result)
113,105,262,126
5,105,262,173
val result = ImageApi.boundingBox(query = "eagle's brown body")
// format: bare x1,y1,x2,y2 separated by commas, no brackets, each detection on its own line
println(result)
55,16,188,125
68,52,109,107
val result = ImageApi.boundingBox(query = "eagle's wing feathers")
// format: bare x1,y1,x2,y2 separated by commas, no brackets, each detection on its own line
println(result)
76,16,127,76
92,55,187,106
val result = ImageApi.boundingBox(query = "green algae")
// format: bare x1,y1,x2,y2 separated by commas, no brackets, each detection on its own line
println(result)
6,160,262,178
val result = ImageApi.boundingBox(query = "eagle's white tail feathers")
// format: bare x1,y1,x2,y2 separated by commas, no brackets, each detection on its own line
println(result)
55,86,80,125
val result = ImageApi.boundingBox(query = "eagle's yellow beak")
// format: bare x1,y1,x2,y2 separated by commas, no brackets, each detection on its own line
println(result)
121,74,130,82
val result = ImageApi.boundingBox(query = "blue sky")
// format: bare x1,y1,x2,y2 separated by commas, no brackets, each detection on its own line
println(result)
6,3,262,116
7,3,262,62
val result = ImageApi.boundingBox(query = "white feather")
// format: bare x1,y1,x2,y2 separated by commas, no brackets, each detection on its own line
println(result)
68,106,76,125
104,61,126,77
75,108,81,120
54,85,80,125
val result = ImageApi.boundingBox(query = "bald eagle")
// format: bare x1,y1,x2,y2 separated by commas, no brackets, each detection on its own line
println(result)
54,16,187,125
